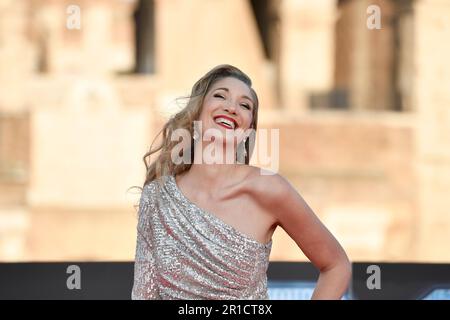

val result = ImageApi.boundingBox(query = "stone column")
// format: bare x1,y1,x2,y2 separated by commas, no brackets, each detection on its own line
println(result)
0,0,36,111
279,0,337,112
154,0,275,113
335,0,398,111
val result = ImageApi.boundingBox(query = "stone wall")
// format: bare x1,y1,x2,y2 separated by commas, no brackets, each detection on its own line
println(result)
0,0,449,263
414,0,450,262
258,110,418,261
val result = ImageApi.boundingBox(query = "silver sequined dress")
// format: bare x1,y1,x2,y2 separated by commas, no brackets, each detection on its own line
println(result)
131,174,273,300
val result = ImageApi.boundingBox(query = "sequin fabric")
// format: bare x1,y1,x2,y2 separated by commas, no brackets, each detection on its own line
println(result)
131,174,272,300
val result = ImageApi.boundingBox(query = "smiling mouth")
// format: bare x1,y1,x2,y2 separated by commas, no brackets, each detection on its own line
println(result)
213,116,237,129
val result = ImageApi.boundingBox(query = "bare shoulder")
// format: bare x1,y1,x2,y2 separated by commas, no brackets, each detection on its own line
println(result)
241,167,351,281
242,166,294,198
241,166,298,219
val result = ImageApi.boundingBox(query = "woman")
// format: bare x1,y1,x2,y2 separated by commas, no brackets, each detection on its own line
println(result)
131,64,351,300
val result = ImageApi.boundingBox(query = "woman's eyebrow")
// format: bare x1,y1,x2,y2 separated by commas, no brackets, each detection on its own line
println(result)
214,87,253,103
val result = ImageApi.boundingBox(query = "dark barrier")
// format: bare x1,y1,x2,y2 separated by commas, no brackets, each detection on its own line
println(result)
351,262,450,300
0,262,449,300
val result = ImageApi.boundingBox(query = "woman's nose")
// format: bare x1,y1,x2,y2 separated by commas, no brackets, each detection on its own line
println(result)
223,102,237,114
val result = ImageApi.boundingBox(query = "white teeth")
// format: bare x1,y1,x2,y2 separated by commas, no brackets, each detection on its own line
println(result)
214,117,235,129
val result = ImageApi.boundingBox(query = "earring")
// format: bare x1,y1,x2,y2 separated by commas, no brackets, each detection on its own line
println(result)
193,130,199,141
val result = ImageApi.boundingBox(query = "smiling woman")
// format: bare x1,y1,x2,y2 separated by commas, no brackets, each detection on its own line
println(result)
131,64,351,300
139,64,259,184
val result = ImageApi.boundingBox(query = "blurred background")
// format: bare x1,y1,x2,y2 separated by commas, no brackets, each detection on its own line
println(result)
0,0,449,264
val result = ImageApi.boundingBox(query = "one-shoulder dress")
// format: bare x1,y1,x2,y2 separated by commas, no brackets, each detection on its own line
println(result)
131,175,272,300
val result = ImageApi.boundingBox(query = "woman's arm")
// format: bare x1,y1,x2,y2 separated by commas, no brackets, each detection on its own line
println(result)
310,258,351,299
252,173,352,300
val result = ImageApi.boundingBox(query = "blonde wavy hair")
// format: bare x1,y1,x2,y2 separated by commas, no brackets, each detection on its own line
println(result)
137,64,259,192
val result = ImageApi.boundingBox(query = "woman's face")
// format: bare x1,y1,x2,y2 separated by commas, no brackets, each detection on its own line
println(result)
197,77,255,146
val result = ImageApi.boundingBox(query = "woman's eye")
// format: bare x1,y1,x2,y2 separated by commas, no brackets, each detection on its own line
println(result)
241,104,251,110
214,94,225,99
